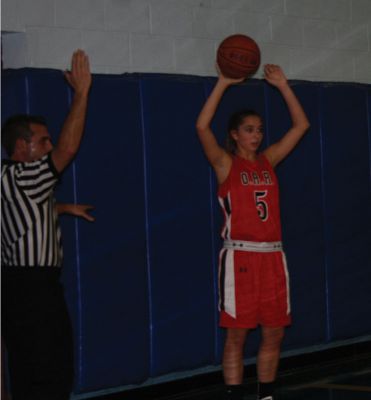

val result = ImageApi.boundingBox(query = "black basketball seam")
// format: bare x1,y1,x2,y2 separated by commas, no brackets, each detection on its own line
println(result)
217,51,260,69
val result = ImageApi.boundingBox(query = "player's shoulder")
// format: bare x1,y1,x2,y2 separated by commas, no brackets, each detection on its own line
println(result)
258,152,274,168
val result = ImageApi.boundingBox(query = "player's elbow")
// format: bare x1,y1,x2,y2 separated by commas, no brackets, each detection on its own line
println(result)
196,120,214,141
298,119,310,134
196,121,207,134
303,121,310,133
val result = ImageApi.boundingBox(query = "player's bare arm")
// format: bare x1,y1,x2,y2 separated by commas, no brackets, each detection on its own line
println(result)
263,64,310,168
56,203,95,222
52,50,92,172
196,68,244,184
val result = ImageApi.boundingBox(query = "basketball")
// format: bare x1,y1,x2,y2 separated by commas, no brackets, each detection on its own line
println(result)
217,34,261,79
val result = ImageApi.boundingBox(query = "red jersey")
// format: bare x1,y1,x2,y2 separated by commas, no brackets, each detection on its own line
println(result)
218,154,282,242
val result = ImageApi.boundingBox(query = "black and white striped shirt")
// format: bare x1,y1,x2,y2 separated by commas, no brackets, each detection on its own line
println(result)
1,153,63,267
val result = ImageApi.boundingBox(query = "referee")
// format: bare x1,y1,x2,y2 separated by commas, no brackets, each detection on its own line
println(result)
1,50,92,400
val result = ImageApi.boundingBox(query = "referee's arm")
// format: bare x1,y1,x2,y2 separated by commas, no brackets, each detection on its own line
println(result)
52,50,92,173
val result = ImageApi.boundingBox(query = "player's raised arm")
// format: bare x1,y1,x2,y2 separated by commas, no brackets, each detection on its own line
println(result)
52,50,92,172
196,69,243,183
263,64,310,168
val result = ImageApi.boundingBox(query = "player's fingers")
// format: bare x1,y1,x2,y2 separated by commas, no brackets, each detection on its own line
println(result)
264,64,275,73
263,64,270,74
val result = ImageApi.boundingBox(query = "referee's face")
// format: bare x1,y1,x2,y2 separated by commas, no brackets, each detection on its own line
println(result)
26,123,53,161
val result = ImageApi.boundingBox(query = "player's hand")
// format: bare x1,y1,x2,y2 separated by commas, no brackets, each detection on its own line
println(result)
216,63,245,86
264,64,287,88
64,50,92,95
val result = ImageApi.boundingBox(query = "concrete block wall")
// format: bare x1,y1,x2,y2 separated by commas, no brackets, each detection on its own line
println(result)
1,0,371,83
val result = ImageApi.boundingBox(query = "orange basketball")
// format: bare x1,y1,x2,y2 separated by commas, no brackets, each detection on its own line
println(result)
217,34,261,79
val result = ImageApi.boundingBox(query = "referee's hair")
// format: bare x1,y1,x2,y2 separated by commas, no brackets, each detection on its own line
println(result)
2,114,47,157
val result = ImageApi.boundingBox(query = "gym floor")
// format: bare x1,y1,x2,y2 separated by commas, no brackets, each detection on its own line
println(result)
92,341,371,400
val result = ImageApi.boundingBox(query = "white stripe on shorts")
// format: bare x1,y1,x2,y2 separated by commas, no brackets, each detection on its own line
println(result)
219,249,236,318
281,252,291,314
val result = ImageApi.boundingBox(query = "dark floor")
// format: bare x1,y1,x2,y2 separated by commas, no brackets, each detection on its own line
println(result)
275,369,371,400
92,341,371,400
124,371,371,399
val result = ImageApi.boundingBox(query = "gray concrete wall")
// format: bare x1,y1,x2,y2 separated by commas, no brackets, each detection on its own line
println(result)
1,0,371,83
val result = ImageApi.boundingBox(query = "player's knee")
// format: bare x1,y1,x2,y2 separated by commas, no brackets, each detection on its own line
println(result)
261,326,285,347
225,328,249,349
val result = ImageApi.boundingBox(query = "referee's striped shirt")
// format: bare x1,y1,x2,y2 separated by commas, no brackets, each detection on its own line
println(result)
1,153,63,267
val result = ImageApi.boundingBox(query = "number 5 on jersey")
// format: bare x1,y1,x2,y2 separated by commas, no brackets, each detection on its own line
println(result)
254,190,268,221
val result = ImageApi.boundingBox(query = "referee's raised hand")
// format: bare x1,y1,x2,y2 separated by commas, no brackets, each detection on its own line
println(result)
64,49,92,96
52,50,92,173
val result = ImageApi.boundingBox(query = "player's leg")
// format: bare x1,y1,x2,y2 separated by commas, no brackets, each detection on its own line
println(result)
222,328,249,399
219,251,257,398
256,326,285,399
223,327,249,384
256,251,291,398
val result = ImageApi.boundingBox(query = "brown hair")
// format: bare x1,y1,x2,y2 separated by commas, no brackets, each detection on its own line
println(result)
2,114,47,157
225,109,262,154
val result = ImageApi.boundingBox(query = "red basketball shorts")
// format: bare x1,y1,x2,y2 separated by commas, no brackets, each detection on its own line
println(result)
218,242,291,329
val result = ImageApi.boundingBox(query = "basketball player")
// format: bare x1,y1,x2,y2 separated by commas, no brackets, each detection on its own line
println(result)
196,64,310,400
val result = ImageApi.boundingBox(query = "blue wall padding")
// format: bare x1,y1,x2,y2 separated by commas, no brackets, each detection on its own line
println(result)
2,69,371,396
320,85,371,340
140,77,216,376
71,75,150,391
1,71,28,115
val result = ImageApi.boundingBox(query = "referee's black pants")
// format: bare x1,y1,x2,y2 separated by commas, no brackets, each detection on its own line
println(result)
2,268,74,400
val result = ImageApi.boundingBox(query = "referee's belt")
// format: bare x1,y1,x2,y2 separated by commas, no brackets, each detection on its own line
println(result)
223,239,283,252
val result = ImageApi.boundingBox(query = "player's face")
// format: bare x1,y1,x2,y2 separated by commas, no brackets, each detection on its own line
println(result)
233,115,263,154
26,123,53,161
